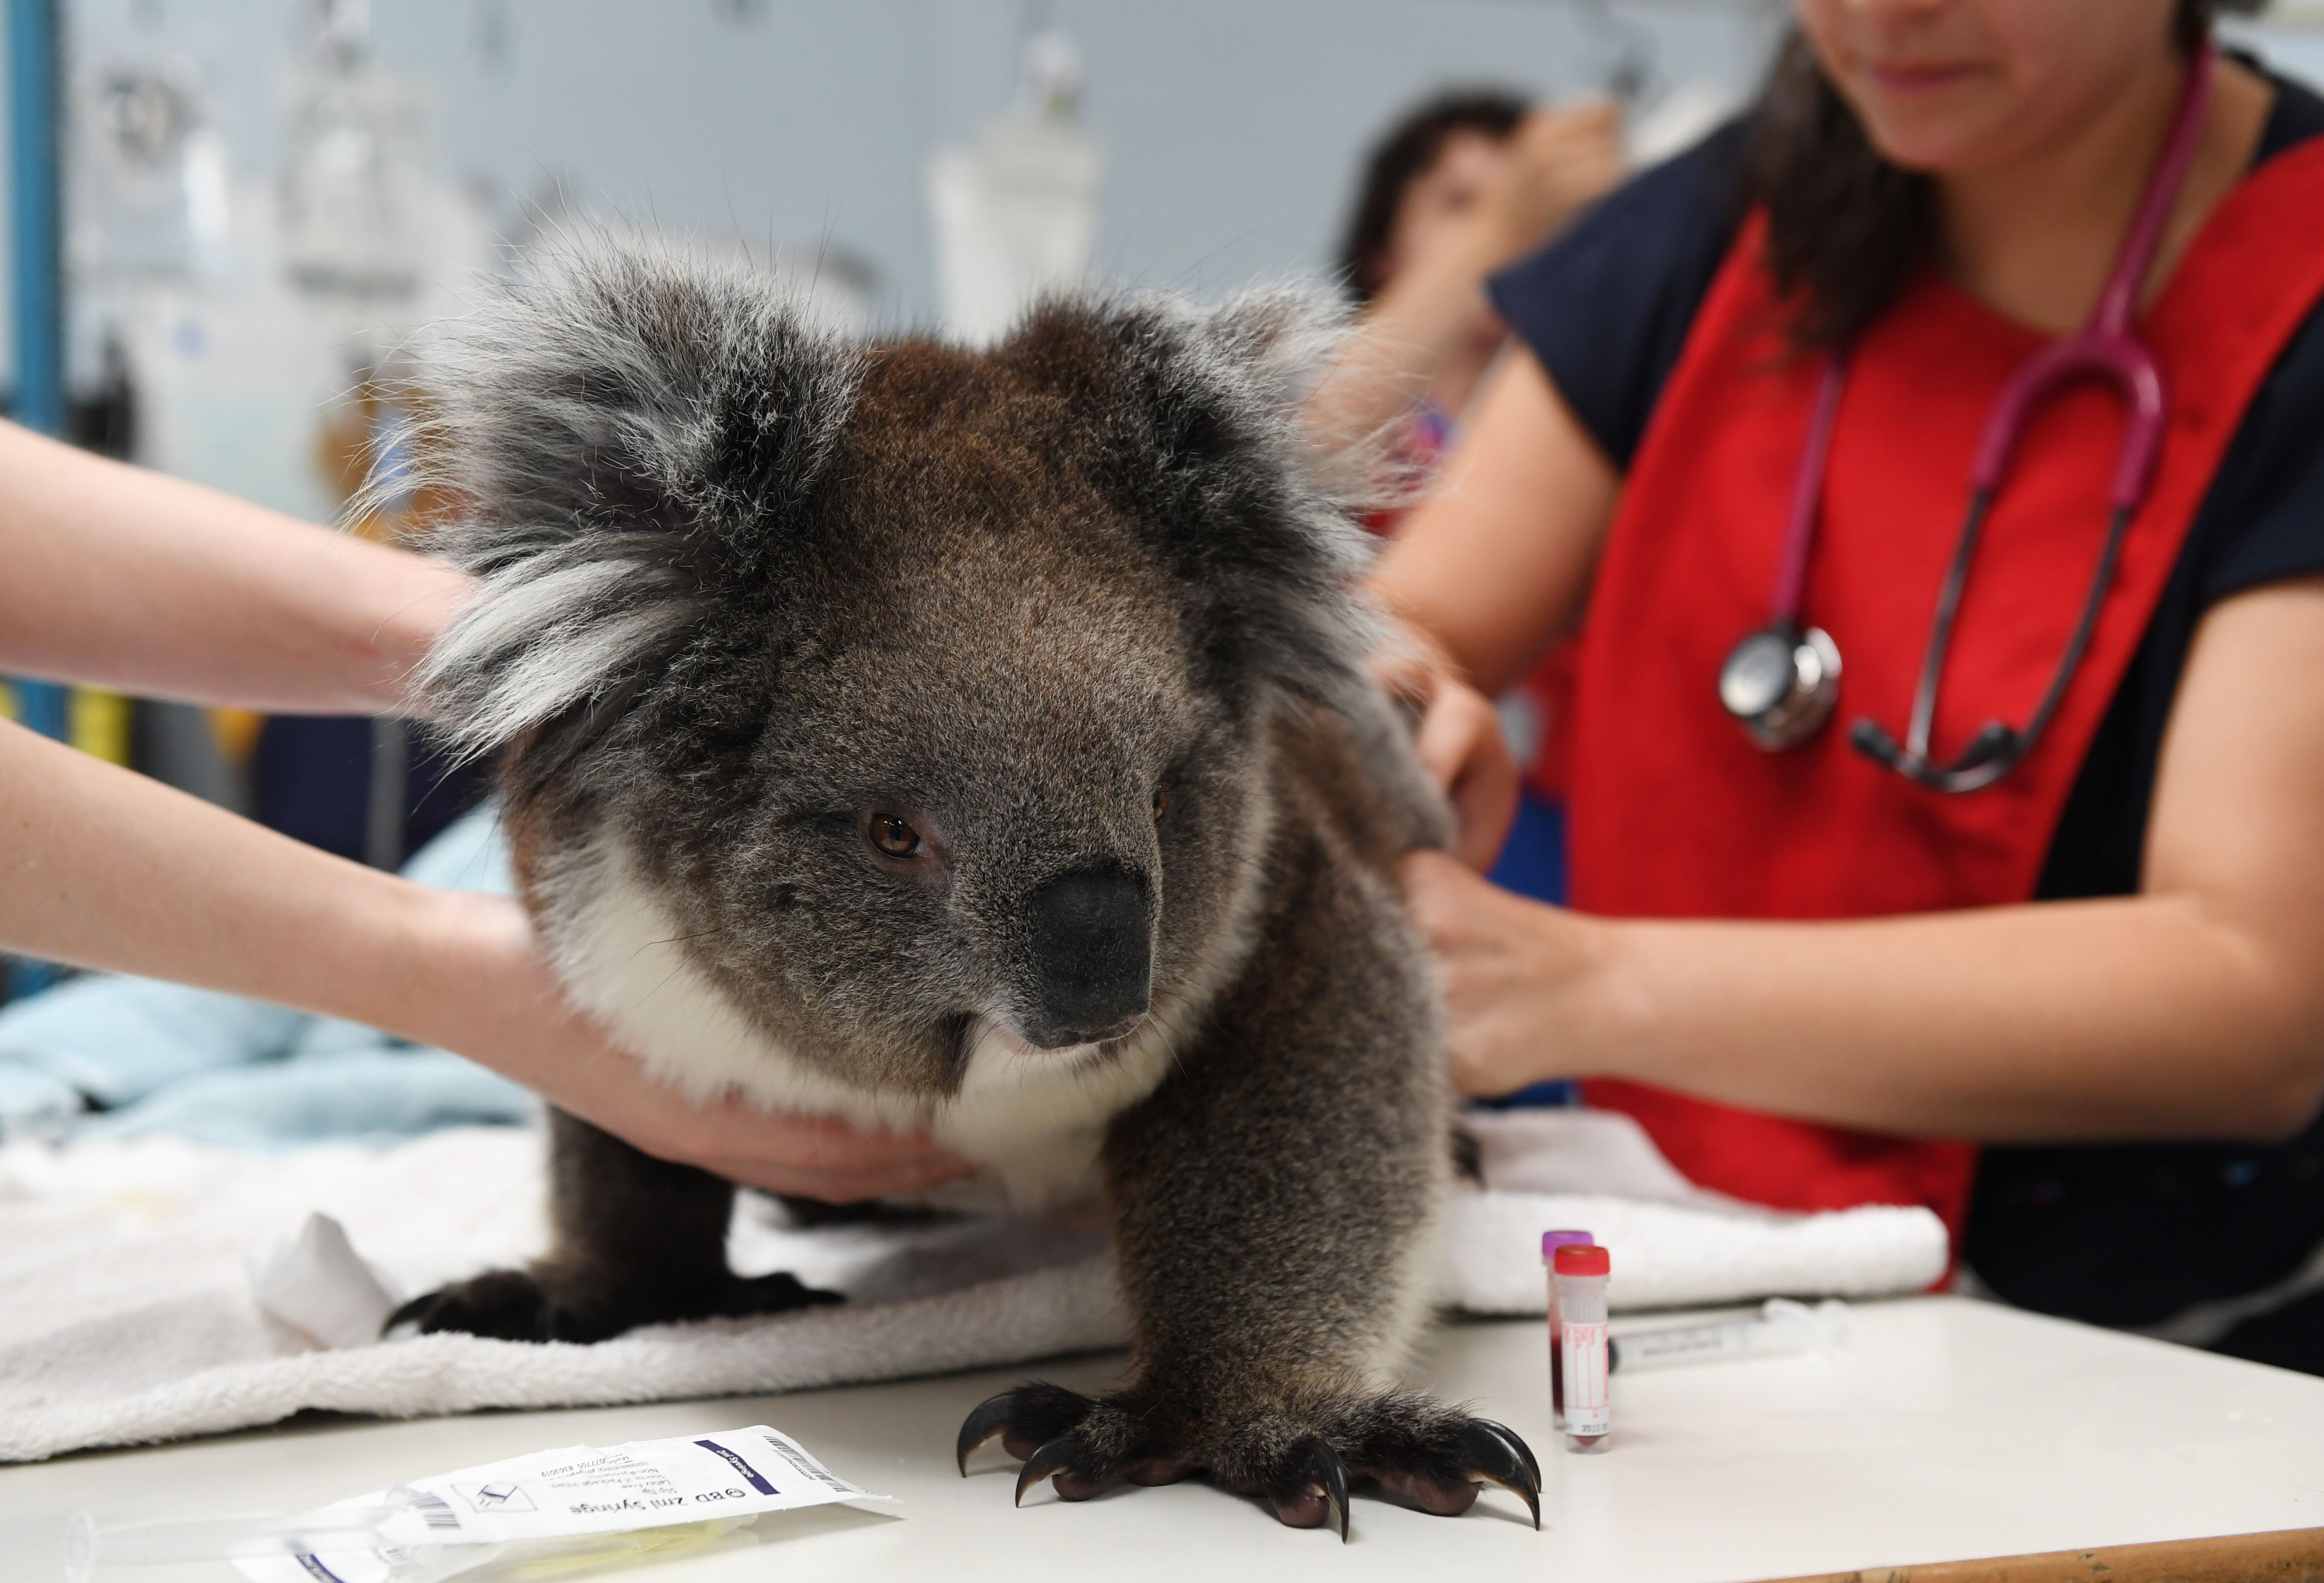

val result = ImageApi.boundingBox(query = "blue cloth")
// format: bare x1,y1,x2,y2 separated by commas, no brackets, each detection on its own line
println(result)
1486,787,1569,909
0,806,535,1145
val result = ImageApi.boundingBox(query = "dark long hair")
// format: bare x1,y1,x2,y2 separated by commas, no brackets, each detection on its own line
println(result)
1745,0,2265,348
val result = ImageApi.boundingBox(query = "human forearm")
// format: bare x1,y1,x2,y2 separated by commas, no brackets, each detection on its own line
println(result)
0,421,468,713
0,719,971,1196
1609,898,2324,1139
0,713,446,1020
1429,857,2324,1141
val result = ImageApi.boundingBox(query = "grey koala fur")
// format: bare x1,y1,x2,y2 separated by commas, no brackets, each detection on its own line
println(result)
387,237,1539,1537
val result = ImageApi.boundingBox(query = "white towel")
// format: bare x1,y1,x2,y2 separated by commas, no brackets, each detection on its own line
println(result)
0,1111,1946,1463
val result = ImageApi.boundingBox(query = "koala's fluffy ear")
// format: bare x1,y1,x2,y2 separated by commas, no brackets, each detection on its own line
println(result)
1005,284,1393,703
402,237,861,754
1002,286,1451,850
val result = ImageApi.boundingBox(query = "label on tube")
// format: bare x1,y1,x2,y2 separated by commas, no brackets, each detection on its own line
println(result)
1561,1321,1610,1436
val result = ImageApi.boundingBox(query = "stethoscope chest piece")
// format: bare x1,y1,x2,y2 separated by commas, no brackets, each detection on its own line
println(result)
1720,622,1841,752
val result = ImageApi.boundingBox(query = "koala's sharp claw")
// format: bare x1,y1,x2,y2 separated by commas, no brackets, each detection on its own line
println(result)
1459,1421,1542,1530
957,1390,1022,1476
1286,1437,1352,1542
383,1292,431,1335
1015,1434,1080,1506
1472,1417,1543,1491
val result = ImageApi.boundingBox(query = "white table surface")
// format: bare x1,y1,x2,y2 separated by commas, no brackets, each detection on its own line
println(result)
4,1295,2321,1583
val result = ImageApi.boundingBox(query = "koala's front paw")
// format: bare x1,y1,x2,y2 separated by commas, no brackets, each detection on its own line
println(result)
956,1381,1540,1539
386,1266,839,1344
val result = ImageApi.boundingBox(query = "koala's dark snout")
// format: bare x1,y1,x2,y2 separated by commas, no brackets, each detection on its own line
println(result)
1021,865,1153,1048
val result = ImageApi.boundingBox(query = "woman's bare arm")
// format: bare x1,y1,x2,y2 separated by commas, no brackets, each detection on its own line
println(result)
0,420,466,714
0,716,968,1197
1405,577,2324,1141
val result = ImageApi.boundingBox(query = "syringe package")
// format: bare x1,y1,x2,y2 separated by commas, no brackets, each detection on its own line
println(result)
381,1424,875,1546
199,1426,886,1582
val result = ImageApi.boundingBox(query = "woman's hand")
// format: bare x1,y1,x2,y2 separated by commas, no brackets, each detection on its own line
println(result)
1379,621,1521,870
1400,849,1606,1098
411,889,975,1203
0,420,473,716
1415,673,1522,871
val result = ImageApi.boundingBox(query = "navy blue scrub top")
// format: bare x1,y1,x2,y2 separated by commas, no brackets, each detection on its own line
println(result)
1486,65,2324,1370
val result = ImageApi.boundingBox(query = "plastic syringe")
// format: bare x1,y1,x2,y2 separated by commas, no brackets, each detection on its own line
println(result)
1609,1297,1849,1372
68,1504,751,1583
67,1499,414,1576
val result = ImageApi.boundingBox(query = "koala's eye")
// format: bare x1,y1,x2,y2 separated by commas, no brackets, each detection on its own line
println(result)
870,815,923,857
1152,786,1169,822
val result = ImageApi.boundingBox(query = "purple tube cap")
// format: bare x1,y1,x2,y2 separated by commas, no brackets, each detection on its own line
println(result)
1541,1229,1595,1262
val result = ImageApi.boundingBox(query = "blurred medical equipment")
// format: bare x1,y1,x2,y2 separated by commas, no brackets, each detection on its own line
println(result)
71,45,228,284
928,10,1102,346
1720,39,2215,791
1575,0,1653,104
280,0,428,318
1573,0,1743,168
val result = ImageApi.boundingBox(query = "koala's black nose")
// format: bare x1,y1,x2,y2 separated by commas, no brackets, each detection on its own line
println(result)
1022,865,1152,1049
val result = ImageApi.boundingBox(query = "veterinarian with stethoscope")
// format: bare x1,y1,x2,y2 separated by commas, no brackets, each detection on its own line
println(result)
1378,0,2324,1368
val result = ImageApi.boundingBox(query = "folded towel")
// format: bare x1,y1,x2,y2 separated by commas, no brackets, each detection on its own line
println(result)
0,1112,1947,1463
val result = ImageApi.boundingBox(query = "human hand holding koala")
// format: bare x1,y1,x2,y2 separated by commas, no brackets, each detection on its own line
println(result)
1374,619,1522,871
416,889,972,1202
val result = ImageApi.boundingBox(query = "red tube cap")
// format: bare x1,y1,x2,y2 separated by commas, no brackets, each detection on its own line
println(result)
1553,1244,1610,1277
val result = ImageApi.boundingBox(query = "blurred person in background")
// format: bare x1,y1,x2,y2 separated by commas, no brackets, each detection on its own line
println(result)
1326,89,1624,479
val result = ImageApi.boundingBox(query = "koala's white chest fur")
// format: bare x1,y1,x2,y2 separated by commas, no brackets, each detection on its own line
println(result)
543,838,1186,1209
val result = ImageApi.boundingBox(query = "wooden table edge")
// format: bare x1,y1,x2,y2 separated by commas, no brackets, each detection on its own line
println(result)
1758,1525,2324,1583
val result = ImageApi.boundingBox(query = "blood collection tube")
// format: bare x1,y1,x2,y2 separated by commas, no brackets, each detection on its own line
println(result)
1553,1244,1612,1454
1540,1230,1595,1428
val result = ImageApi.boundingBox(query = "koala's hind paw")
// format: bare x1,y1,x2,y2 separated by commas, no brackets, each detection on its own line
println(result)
956,1382,1097,1471
1269,1438,1354,1538
957,1383,1197,1503
955,1383,1539,1539
1362,1416,1541,1529
385,1266,839,1344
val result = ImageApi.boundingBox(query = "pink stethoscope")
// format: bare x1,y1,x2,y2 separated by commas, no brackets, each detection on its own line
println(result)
1718,40,2215,793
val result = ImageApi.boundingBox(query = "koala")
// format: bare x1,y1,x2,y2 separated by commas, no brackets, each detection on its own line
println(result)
386,240,1539,1538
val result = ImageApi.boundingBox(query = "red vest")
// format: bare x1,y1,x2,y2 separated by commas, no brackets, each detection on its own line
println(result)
1566,138,2324,1238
